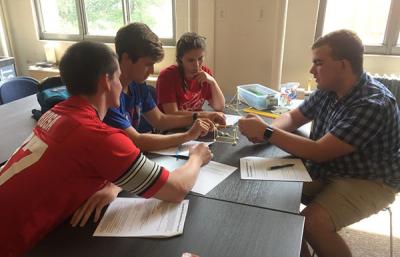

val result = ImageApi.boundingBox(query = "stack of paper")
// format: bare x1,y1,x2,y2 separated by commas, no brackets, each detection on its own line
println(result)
94,198,189,238
240,157,312,182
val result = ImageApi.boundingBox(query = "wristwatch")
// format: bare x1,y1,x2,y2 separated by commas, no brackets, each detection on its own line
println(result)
263,125,274,142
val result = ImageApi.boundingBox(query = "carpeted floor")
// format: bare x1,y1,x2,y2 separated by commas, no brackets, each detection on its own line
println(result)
339,228,399,257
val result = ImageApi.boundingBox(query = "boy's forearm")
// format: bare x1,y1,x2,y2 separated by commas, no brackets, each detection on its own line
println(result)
134,132,192,152
157,113,193,130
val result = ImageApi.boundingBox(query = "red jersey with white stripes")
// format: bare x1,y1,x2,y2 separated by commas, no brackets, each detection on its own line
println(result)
0,96,169,257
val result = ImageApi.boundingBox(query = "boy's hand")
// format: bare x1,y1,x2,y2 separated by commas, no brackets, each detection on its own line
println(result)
189,143,212,166
187,119,211,139
70,182,121,227
200,112,226,126
238,114,268,143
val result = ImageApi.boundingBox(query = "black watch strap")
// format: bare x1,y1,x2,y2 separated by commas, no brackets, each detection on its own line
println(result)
263,125,274,141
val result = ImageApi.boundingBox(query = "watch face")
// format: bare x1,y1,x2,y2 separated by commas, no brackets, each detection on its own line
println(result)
264,126,273,141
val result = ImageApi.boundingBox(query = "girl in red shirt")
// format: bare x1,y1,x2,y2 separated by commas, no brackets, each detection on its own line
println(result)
157,32,225,122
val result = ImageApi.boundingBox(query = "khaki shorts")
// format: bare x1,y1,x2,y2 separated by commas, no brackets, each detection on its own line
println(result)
302,177,397,231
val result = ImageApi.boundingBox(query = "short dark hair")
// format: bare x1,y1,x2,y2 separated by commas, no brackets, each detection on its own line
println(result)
115,22,164,63
60,41,118,96
176,32,207,63
312,29,364,75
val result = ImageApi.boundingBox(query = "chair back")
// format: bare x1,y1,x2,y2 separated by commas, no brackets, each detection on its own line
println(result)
374,76,400,107
0,76,39,104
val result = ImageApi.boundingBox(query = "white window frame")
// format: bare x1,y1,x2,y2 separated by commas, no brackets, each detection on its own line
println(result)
33,0,176,46
315,0,400,55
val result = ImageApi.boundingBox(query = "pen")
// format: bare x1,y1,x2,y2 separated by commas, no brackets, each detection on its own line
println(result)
269,163,294,170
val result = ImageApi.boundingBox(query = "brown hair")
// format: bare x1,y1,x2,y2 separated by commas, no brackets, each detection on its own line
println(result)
312,29,364,75
176,32,207,91
115,22,164,63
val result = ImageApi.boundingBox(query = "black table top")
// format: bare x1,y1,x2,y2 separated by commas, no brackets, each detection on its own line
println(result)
206,130,303,214
148,130,303,214
26,194,304,257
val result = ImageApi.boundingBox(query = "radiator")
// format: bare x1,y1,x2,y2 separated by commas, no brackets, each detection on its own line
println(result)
370,73,400,105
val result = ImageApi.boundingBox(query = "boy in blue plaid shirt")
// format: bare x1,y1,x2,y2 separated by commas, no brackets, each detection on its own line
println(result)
239,30,399,257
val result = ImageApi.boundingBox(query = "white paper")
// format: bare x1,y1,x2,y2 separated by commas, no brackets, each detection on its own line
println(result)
224,114,241,126
240,157,312,182
151,156,237,195
149,141,213,157
93,198,189,237
191,161,237,194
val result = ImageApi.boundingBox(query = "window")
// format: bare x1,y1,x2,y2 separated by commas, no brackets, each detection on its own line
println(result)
129,0,174,39
316,0,400,55
35,0,81,40
84,0,124,36
34,0,176,45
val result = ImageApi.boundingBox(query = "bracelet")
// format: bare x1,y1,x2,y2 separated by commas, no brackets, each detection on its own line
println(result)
192,112,198,121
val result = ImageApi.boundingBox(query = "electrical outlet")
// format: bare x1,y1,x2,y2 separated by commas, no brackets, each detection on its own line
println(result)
257,7,265,21
217,5,226,20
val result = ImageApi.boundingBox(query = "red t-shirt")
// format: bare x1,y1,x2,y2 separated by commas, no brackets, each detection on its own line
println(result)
0,96,169,257
156,64,213,111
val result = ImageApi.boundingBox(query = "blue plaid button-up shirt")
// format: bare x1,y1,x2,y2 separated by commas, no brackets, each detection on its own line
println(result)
299,73,400,191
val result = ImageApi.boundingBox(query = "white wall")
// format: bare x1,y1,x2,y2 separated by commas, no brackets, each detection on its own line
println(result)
0,2,9,56
281,0,319,89
364,55,400,76
214,0,284,95
2,0,45,74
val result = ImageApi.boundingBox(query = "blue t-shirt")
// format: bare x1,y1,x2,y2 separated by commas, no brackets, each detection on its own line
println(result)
104,82,156,130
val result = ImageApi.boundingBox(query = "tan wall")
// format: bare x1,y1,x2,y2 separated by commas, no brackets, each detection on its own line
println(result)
214,0,283,95
281,0,319,89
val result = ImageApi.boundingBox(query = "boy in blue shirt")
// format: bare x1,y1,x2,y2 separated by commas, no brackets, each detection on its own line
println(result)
104,22,226,151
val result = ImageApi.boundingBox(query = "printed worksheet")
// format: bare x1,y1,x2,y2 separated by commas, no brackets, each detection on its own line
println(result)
94,198,189,237
240,156,312,182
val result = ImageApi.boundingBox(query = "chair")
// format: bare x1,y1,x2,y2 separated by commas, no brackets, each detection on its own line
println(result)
374,76,400,107
0,76,39,104
384,206,394,257
20,76,40,85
